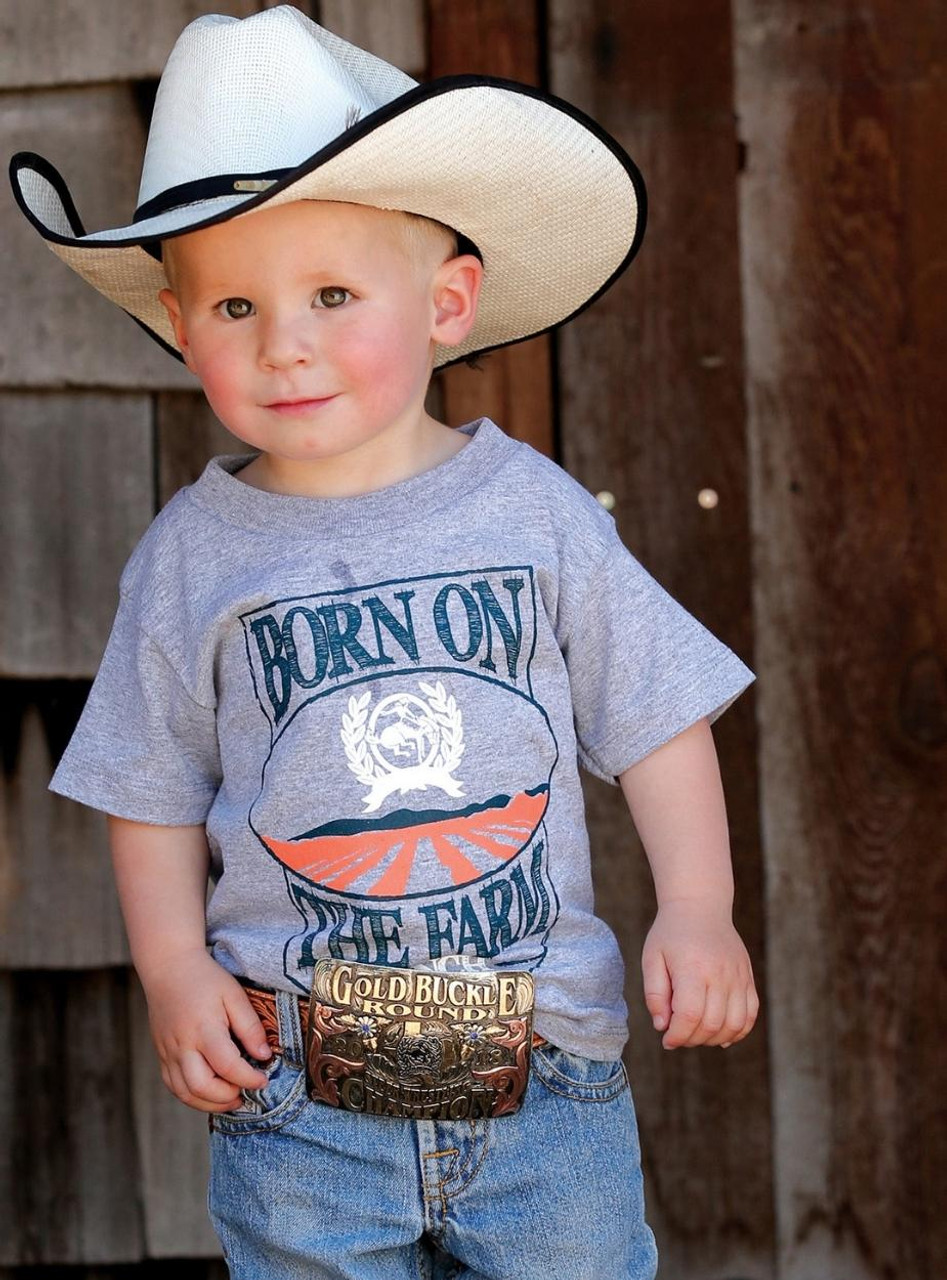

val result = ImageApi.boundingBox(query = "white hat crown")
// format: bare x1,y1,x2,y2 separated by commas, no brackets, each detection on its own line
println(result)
138,6,417,209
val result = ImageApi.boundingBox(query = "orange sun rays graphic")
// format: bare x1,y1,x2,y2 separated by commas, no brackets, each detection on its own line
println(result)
261,789,547,898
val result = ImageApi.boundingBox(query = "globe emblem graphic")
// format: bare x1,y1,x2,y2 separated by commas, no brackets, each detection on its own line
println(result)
367,694,439,773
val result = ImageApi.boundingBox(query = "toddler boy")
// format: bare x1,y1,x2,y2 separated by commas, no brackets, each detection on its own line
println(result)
12,7,758,1278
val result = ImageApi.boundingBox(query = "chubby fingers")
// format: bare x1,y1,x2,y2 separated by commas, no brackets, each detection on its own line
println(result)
642,948,673,1033
682,983,744,1048
664,979,759,1050
224,985,273,1063
720,982,760,1048
162,1051,243,1113
660,975,709,1049
201,1023,271,1091
159,1025,271,1112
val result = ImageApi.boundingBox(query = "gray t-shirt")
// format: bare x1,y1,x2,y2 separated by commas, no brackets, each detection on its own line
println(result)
50,417,754,1059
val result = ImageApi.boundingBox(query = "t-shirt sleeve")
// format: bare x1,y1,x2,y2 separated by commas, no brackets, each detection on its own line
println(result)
49,592,222,824
561,529,755,783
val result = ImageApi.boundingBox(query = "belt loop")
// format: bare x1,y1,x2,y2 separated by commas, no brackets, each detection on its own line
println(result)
276,989,305,1068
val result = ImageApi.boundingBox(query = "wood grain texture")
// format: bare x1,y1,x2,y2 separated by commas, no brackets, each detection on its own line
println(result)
0,87,197,389
550,3,771,1276
320,0,426,75
0,0,260,88
0,682,128,968
156,393,245,507
0,394,154,677
0,1264,227,1279
129,980,221,1258
734,4,947,1277
432,342,554,457
0,971,143,1265
427,0,554,455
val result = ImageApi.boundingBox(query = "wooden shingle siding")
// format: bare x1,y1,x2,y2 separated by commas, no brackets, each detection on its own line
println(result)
156,394,243,506
129,984,219,1258
0,87,195,389
734,3,947,1277
0,1266,227,1279
549,3,771,1277
320,0,427,77
0,686,128,969
0,971,143,1264
0,394,154,677
0,1,261,89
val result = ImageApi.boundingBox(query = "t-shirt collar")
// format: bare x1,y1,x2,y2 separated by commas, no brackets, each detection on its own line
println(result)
186,417,513,538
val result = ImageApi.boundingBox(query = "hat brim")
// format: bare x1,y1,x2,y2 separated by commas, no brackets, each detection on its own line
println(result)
10,76,646,370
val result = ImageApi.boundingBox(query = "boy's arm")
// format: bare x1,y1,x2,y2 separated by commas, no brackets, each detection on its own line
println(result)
108,816,272,1111
618,717,759,1050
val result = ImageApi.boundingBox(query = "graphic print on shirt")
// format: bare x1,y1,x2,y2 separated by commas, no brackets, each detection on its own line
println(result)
241,567,561,994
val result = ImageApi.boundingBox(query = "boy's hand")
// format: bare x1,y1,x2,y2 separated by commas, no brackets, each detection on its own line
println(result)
641,899,759,1050
141,949,274,1112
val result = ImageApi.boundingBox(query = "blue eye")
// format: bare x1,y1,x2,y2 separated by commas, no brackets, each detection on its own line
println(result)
219,297,254,319
315,287,350,309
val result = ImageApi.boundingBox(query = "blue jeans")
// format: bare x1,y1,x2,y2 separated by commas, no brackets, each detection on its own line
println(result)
208,989,658,1279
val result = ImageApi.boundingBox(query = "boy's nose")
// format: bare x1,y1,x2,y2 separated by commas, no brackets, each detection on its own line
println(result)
257,313,314,370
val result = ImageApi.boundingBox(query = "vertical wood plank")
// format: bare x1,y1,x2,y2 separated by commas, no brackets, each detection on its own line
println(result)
0,683,129,968
0,87,197,389
156,393,244,506
734,4,947,1277
0,394,154,677
550,3,771,1276
427,0,554,455
0,1265,228,1279
0,1,262,87
0,971,143,1265
129,980,221,1258
319,0,427,75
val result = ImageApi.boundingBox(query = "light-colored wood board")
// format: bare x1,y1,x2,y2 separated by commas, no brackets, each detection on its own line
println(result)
427,0,554,455
0,684,129,968
156,392,246,507
0,393,154,677
0,86,198,389
735,2,947,1276
319,0,426,76
129,978,222,1258
0,0,261,88
0,970,143,1265
550,2,771,1276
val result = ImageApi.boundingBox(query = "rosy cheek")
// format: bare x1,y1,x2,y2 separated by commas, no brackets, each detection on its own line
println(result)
189,342,242,408
334,321,422,396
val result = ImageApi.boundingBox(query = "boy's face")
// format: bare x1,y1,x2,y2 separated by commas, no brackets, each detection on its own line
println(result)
159,200,480,491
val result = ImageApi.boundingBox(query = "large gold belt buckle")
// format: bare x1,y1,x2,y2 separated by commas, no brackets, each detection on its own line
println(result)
305,958,536,1119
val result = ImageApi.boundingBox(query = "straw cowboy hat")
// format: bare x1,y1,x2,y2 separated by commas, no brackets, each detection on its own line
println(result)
9,4,646,368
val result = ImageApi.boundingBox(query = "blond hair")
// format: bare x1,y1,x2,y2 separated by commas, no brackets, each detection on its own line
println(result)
397,210,459,267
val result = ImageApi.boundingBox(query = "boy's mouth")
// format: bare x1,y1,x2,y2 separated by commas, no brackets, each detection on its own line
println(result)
266,395,338,416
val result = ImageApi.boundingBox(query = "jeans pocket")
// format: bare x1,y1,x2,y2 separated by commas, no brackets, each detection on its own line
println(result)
530,1043,629,1103
211,1052,309,1135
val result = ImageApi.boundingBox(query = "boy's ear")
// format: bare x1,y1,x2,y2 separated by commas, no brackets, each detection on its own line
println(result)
430,254,483,349
158,287,195,370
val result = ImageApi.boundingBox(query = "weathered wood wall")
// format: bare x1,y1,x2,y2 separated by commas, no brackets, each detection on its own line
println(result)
1,1,942,1276
549,7,772,1276
734,4,947,1277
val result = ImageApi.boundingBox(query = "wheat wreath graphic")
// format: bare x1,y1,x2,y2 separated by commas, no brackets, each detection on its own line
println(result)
341,680,466,812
